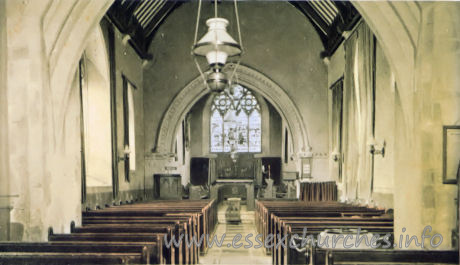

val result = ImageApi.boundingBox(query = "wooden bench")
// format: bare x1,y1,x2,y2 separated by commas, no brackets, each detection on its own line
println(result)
84,199,217,254
82,212,203,263
255,200,393,265
0,200,217,265
255,200,388,253
0,252,142,265
50,225,173,264
279,219,393,265
71,222,189,264
315,248,459,265
256,201,385,233
0,241,153,264
81,216,198,264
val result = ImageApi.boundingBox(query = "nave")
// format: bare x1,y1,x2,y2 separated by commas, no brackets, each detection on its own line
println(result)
1,0,460,265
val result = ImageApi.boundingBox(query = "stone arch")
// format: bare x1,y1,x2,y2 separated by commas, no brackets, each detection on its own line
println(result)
155,64,310,155
44,0,113,143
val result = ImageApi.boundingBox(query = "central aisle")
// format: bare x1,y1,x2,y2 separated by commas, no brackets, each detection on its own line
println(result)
199,203,271,265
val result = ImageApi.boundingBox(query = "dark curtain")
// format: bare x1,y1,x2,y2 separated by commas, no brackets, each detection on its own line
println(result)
299,181,337,202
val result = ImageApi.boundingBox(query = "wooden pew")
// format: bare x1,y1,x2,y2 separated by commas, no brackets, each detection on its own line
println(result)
256,200,385,239
84,199,217,255
255,200,387,254
260,205,384,240
82,213,198,264
255,200,394,265
316,248,459,265
81,217,197,264
71,222,188,265
48,228,172,264
104,199,217,239
0,252,142,265
279,220,393,265
0,200,216,265
79,216,199,264
0,242,153,264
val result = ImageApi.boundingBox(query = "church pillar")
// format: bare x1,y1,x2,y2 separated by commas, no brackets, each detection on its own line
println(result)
411,2,460,249
0,0,11,241
6,0,50,241
388,2,460,250
5,0,83,241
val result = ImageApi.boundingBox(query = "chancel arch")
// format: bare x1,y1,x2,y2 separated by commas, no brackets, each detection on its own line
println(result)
155,64,310,157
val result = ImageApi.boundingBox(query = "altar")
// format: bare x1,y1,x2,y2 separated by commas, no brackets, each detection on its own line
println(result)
210,179,255,210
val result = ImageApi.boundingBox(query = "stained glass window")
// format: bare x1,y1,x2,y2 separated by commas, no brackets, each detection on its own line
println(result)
210,85,261,153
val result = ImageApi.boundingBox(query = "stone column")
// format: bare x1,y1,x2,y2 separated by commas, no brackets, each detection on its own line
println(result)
6,0,83,241
389,2,460,250
0,0,10,241
411,2,460,249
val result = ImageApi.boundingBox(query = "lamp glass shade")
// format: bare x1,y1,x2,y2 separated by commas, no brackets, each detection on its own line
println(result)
206,50,228,66
193,18,241,62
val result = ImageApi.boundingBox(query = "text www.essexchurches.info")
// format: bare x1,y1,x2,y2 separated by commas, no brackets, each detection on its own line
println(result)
164,226,443,249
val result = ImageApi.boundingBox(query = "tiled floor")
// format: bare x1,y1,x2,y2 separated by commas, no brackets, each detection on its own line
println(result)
199,203,271,265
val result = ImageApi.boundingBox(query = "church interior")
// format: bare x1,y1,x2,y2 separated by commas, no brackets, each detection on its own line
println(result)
0,0,459,264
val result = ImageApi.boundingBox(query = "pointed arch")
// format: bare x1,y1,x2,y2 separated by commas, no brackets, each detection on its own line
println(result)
155,64,310,155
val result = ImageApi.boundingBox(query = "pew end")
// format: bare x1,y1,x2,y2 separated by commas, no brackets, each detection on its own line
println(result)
70,220,75,233
48,227,53,239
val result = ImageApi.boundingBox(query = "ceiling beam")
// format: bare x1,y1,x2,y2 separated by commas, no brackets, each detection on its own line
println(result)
107,0,361,60
290,0,360,58
106,0,151,59
289,1,329,49
145,1,183,48
290,1,329,36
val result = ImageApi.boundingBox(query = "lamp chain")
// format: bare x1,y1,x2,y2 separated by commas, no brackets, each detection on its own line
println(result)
234,0,243,52
193,0,202,47
193,57,212,92
228,0,243,85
